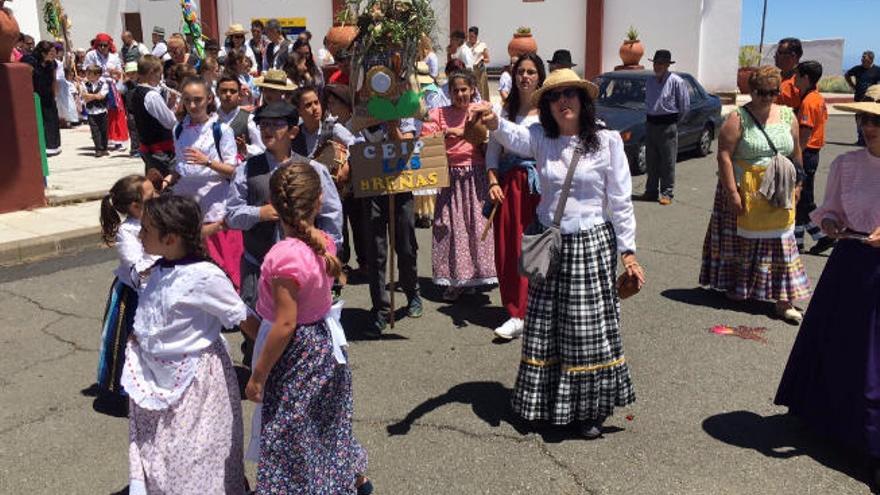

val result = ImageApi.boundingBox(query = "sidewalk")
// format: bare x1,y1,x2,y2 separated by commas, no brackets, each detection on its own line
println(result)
0,127,142,265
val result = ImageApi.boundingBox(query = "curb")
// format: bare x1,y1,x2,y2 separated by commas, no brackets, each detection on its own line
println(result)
46,191,106,207
0,226,104,267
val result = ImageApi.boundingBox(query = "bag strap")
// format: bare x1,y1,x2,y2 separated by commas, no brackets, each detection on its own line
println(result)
741,106,779,155
551,143,585,228
174,120,224,162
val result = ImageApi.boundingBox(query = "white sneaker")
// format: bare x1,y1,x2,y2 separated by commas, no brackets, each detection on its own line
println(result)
494,318,524,340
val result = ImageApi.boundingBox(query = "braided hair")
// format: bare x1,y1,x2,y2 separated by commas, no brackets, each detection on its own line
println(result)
142,194,208,260
269,164,343,280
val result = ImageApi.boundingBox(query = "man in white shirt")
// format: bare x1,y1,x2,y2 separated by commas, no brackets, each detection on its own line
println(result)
216,75,265,162
151,26,169,60
130,55,178,181
121,31,149,65
448,30,476,68
466,26,491,101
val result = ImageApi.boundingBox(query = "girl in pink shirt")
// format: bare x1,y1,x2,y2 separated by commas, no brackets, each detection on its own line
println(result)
244,164,369,494
421,70,497,301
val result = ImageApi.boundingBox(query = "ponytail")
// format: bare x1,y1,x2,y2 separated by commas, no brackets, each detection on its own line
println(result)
99,194,121,245
100,175,148,246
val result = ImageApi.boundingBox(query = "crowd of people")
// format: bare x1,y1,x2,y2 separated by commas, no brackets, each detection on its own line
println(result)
12,17,875,493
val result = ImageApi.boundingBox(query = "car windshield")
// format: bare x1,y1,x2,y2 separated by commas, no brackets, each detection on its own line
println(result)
594,76,646,109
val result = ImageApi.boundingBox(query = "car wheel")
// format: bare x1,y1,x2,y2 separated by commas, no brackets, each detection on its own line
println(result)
696,124,713,157
629,143,647,175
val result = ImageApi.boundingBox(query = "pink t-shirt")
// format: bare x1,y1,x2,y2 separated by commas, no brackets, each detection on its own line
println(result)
421,105,486,167
256,233,336,324
810,148,880,234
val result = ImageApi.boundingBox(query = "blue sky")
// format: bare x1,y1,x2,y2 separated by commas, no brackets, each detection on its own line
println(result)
740,0,874,70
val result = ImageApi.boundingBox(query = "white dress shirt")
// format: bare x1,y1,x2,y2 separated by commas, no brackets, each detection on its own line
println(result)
139,83,178,130
217,106,266,160
120,260,247,410
113,217,160,289
152,41,168,60
83,50,121,77
486,108,539,169
172,115,238,223
492,119,637,253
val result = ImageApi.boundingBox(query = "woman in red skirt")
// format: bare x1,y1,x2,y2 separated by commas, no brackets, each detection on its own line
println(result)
486,53,546,339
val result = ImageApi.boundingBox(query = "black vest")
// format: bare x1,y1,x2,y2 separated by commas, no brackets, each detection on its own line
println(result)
228,109,251,143
131,86,174,146
84,81,107,112
242,154,280,262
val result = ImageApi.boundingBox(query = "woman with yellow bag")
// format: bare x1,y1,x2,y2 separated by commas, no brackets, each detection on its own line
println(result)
700,65,810,323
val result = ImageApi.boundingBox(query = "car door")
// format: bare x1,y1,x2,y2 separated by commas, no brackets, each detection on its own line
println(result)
678,75,705,149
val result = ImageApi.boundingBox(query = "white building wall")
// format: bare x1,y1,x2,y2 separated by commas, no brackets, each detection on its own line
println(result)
467,0,586,72
216,0,331,45
7,0,41,42
698,0,741,92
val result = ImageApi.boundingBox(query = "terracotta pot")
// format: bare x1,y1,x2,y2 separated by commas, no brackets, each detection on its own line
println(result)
507,33,537,58
0,4,20,63
619,40,644,66
737,67,755,94
326,25,358,56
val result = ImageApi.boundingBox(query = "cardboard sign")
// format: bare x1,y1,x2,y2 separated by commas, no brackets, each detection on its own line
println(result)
350,134,449,198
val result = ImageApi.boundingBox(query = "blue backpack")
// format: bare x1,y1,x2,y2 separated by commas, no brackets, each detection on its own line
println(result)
174,121,224,159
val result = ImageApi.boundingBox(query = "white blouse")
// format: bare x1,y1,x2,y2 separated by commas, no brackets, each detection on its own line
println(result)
113,217,159,289
492,119,637,253
486,106,540,169
172,115,238,223
120,261,247,410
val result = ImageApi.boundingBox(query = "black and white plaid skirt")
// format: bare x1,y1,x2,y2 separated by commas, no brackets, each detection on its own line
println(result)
512,222,636,424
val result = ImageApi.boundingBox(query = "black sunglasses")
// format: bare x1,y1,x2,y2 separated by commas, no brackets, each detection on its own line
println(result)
857,113,880,127
754,88,780,98
545,87,580,102
96,43,109,48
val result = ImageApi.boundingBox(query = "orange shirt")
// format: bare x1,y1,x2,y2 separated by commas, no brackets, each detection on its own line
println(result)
776,75,801,109
798,91,827,150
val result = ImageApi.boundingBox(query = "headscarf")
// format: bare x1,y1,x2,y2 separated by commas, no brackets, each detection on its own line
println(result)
92,33,117,53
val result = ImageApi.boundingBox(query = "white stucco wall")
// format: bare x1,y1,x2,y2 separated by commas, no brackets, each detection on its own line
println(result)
467,0,586,72
7,0,41,42
216,0,330,45
698,0,741,92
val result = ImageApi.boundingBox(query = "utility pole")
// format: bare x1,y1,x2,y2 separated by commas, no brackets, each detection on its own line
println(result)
758,0,768,59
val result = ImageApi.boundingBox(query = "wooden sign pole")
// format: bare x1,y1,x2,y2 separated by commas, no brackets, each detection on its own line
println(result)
388,194,396,329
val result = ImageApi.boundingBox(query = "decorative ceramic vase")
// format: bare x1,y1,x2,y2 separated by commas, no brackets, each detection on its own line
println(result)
326,24,359,56
619,40,644,66
507,29,537,58
0,1,20,63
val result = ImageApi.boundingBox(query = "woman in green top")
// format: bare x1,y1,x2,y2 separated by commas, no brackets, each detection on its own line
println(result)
700,65,810,323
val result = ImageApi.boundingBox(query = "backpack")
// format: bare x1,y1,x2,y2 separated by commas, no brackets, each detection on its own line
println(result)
174,120,224,160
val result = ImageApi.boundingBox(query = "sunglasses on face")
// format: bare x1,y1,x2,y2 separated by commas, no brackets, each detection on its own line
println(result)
546,87,580,103
753,88,780,98
775,50,795,57
96,43,109,48
232,34,245,39
857,113,880,127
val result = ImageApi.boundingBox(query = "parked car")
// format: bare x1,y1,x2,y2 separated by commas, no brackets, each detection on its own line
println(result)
593,70,723,175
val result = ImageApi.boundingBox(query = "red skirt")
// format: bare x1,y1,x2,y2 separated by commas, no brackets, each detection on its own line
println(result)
205,229,243,291
493,167,540,319
107,91,129,145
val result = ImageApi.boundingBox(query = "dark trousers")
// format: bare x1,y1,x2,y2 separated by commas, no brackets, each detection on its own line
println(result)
87,112,109,151
239,256,260,367
645,121,678,198
141,150,175,182
795,148,825,245
340,195,370,268
126,113,140,152
367,192,419,315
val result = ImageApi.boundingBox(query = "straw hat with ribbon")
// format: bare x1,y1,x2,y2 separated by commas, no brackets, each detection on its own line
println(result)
834,84,880,116
225,24,247,37
531,68,599,106
254,69,298,91
415,61,434,85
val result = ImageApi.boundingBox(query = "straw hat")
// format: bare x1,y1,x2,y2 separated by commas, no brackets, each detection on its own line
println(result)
254,69,298,91
531,68,599,106
415,62,434,85
834,84,880,116
225,24,247,36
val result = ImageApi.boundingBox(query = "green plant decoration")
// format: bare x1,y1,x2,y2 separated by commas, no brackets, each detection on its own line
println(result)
367,90,422,120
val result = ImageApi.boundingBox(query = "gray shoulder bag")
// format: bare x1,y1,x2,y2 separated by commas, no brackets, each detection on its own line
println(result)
518,143,585,284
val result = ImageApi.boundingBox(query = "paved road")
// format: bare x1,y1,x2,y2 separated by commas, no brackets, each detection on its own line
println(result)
0,116,872,494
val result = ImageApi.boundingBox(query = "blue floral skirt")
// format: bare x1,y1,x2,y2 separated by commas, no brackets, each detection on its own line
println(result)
97,277,137,396
256,321,367,494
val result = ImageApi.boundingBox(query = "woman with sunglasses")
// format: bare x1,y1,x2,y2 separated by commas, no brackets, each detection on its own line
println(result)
474,69,643,439
775,90,880,487
484,53,545,340
219,24,259,74
699,65,810,324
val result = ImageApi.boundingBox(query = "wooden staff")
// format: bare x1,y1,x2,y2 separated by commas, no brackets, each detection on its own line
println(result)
388,194,396,329
481,202,498,241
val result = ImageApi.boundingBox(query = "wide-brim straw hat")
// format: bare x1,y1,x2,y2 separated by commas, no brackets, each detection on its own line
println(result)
254,69,298,91
226,24,247,36
834,84,880,116
415,61,434,85
531,68,599,106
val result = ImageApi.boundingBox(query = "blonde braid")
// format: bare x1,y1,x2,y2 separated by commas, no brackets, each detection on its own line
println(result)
270,165,344,281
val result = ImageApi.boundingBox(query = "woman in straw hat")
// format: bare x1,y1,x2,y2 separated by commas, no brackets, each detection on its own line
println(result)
775,86,880,485
474,68,644,438
220,23,259,72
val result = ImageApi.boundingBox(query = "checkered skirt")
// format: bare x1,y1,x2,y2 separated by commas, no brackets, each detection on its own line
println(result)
512,222,635,424
699,181,740,290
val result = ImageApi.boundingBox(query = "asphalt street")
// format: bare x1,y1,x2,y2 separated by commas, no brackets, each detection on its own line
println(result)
0,116,872,494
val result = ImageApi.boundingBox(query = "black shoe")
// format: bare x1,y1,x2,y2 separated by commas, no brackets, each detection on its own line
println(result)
407,295,423,318
808,237,836,255
635,191,659,202
364,313,387,339
579,416,606,440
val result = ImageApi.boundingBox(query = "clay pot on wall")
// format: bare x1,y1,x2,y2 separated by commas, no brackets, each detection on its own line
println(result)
326,24,358,56
619,40,644,66
0,1,20,62
737,67,756,94
507,27,537,58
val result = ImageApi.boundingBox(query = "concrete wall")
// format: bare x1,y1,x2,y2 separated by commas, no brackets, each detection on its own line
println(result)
759,39,845,77
698,0,741,92
7,0,41,42
467,0,586,72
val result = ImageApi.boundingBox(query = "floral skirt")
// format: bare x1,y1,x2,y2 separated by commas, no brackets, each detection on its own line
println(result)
432,165,497,287
128,341,245,495
256,320,367,494
97,277,137,396
512,222,635,424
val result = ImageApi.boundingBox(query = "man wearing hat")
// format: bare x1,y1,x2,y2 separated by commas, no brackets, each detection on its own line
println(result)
642,49,689,205
547,49,576,72
226,100,343,364
217,75,265,161
254,68,298,105
151,26,169,60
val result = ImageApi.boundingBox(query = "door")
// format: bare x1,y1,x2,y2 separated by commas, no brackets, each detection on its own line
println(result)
123,13,144,42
